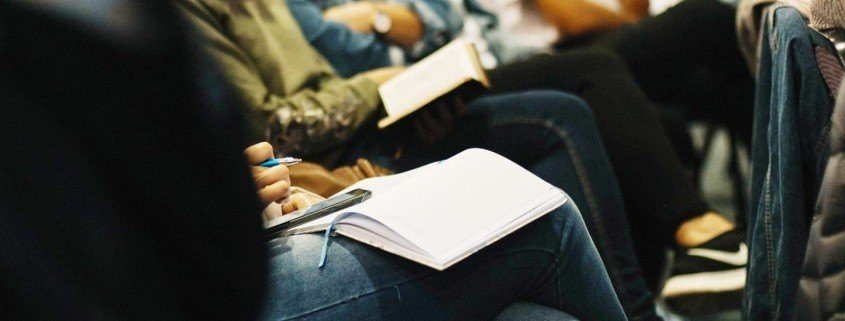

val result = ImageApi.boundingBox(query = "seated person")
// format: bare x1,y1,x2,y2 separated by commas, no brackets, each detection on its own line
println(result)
286,0,748,306
176,0,659,319
2,1,627,319
249,143,626,321
293,0,648,71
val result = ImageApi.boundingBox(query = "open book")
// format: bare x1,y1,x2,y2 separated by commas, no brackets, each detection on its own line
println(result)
264,149,567,270
377,39,490,128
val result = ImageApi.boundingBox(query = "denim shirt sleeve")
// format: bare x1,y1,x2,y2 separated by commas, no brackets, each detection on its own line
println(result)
286,0,392,77
293,0,462,71
394,0,463,60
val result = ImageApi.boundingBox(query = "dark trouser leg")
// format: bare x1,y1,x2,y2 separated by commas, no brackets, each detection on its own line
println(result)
596,0,755,143
488,49,707,268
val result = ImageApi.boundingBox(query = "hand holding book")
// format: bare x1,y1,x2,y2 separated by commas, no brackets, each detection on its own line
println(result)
377,39,489,129
373,39,488,145
399,94,468,145
361,66,406,85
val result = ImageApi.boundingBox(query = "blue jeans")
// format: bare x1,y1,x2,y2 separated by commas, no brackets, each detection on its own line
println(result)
263,201,626,321
746,7,834,321
338,91,655,320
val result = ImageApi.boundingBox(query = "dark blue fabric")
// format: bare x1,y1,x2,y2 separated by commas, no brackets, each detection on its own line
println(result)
745,7,834,321
494,302,579,321
341,91,657,321
263,201,623,321
285,0,461,77
286,0,391,77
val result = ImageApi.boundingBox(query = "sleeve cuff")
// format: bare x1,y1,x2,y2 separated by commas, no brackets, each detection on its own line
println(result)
392,0,453,59
347,74,383,112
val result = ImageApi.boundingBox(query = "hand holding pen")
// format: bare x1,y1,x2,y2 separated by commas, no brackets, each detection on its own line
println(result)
244,143,300,206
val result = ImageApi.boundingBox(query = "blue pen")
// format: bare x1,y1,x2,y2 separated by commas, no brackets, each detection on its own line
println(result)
260,157,302,168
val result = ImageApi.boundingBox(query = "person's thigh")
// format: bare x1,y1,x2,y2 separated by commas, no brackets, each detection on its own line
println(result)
342,91,593,170
595,0,754,127
261,201,623,321
339,91,651,319
462,91,660,318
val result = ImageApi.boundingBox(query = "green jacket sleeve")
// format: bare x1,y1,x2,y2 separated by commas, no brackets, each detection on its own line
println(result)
176,0,382,158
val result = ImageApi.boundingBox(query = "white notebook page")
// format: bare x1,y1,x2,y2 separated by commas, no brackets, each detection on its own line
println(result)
343,149,557,261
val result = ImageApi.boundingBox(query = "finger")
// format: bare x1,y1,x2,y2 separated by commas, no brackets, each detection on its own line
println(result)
255,165,289,189
258,179,291,205
281,194,313,214
357,159,377,177
291,194,314,211
351,165,366,180
282,201,297,214
274,185,293,204
244,142,274,165
251,165,268,176
375,165,390,176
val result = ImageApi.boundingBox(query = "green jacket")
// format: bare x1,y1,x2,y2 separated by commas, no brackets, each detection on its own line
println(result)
176,0,382,159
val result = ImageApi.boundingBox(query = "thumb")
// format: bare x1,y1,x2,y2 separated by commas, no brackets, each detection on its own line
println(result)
281,194,315,214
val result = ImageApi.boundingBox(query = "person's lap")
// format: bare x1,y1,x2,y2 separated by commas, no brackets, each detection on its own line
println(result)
336,90,655,319
486,51,700,290
262,201,623,321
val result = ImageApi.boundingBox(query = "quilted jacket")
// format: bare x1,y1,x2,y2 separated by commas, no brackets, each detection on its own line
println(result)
795,79,845,321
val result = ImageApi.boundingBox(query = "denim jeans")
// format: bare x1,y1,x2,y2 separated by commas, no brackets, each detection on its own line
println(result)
745,7,834,321
262,200,626,321
338,91,657,320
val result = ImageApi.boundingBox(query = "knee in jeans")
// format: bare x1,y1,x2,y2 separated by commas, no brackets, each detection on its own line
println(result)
548,197,588,235
527,91,597,129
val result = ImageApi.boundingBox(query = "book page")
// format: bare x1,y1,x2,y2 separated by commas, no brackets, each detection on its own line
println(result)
281,163,440,234
330,162,440,197
347,149,559,262
274,149,566,270
378,40,483,126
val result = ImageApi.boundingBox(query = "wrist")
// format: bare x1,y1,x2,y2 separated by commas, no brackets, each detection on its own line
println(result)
369,4,393,35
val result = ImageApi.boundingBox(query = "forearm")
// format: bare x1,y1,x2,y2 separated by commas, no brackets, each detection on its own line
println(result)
372,2,424,48
533,0,634,36
618,0,650,19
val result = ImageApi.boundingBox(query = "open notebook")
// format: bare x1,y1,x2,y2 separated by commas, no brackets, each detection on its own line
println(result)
265,149,567,270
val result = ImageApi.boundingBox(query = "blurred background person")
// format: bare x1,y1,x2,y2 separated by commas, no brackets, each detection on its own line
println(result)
285,0,752,311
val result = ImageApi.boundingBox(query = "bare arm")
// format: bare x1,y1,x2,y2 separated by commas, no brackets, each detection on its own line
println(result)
323,1,424,48
533,0,647,36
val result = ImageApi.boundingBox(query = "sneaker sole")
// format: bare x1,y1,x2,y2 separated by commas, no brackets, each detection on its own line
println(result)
663,288,744,316
661,267,745,297
661,267,744,315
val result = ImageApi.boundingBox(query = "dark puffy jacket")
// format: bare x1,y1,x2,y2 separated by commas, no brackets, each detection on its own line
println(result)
795,80,845,321
1,2,266,320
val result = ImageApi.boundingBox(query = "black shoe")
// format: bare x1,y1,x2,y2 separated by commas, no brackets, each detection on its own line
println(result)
662,230,746,315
